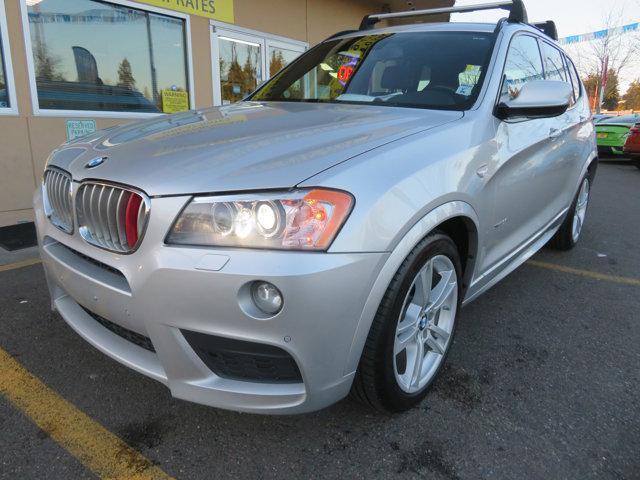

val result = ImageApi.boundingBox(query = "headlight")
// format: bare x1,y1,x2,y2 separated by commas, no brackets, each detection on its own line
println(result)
166,189,354,250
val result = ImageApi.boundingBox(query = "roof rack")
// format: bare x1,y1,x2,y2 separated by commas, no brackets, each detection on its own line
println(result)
532,21,558,40
359,0,528,30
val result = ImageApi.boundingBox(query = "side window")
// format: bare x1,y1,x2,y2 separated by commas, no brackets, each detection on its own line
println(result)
565,55,581,103
540,41,568,82
500,35,545,103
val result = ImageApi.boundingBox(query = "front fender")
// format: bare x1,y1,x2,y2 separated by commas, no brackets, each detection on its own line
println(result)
342,200,479,375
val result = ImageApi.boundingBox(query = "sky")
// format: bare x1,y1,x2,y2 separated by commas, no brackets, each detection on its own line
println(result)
452,0,640,92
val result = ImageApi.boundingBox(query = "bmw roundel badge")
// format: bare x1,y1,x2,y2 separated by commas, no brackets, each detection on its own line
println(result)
85,156,107,169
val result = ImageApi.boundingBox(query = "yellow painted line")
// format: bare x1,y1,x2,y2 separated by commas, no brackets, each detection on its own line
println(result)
527,260,640,287
0,258,41,273
0,347,173,480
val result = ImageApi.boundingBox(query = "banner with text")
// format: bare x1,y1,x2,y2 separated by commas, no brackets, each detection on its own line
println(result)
135,0,234,23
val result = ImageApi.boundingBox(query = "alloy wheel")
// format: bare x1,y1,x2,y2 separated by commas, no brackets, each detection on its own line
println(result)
572,178,590,242
393,255,458,393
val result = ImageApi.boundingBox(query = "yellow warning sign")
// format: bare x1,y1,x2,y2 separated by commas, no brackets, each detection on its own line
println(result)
162,90,190,113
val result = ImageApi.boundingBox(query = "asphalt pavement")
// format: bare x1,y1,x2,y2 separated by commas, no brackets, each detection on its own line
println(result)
1,161,638,480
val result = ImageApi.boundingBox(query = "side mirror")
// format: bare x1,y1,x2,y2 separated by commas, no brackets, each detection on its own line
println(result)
495,80,573,120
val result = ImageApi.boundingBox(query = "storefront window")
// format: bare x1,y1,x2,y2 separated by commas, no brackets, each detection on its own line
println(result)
218,36,262,105
26,0,190,113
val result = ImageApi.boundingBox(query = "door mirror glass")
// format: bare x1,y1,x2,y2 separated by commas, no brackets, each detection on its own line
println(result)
496,80,573,120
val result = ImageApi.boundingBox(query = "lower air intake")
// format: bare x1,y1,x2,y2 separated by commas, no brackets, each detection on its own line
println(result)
181,330,303,383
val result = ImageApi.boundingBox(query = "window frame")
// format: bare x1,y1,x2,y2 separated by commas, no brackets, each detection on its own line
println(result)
210,21,308,106
0,0,18,116
19,0,195,118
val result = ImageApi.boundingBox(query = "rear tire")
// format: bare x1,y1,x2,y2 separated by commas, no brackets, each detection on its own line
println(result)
351,233,462,412
548,173,592,250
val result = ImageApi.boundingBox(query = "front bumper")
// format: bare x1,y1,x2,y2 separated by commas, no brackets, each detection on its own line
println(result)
34,187,387,414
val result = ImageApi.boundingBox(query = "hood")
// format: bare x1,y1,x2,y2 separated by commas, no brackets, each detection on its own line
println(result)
49,102,462,196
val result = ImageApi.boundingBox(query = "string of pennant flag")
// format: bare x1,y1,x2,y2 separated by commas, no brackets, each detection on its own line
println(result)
559,21,639,45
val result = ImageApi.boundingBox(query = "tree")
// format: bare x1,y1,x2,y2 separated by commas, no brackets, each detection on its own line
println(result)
565,9,640,112
34,40,65,82
269,50,286,77
582,70,620,111
623,80,640,111
602,70,620,111
117,58,136,90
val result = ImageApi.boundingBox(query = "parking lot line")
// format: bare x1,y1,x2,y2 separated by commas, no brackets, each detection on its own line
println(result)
527,260,640,287
0,347,174,480
0,258,41,273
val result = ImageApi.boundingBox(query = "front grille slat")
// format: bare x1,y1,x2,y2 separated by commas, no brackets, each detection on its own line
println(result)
77,182,148,254
115,190,129,250
105,188,120,250
44,168,73,233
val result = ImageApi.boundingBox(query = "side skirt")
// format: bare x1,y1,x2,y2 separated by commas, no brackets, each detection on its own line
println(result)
462,208,567,306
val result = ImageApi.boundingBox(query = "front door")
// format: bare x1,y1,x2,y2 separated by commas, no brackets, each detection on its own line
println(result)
481,34,568,273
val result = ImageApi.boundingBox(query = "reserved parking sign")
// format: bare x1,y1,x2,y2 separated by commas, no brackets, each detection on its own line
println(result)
65,119,97,142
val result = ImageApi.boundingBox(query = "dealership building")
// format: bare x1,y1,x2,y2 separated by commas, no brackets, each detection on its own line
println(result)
0,0,450,236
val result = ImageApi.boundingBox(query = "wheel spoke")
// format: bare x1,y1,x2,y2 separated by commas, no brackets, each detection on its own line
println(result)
414,261,433,307
395,330,417,355
428,323,450,343
426,335,445,355
574,215,582,235
409,339,424,387
398,303,421,335
429,270,455,312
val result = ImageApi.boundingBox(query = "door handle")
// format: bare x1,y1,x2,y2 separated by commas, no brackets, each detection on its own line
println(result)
549,128,562,140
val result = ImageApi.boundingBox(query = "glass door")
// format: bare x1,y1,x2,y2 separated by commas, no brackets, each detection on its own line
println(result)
212,29,264,105
211,26,306,106
266,39,306,77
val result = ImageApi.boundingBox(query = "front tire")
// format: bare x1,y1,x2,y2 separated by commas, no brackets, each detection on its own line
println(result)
351,233,462,412
548,173,591,250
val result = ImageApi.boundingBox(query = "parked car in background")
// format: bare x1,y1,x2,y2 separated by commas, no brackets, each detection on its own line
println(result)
623,122,640,169
592,114,612,124
34,0,598,414
595,114,640,157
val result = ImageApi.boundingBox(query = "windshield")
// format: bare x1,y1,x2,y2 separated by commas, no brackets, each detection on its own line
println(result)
250,31,494,110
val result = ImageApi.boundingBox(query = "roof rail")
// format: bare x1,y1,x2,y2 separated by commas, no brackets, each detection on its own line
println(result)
359,0,528,30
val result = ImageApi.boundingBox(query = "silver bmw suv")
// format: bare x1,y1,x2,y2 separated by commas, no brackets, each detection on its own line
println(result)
34,0,597,414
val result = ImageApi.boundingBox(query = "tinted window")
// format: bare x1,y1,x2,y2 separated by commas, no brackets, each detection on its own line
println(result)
251,32,494,110
27,0,190,113
0,24,8,108
500,35,544,103
540,42,568,82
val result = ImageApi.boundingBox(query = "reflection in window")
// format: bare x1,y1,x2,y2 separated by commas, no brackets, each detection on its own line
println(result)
219,37,261,105
540,42,568,83
500,35,544,103
268,46,300,77
0,25,8,108
253,32,493,110
27,0,189,113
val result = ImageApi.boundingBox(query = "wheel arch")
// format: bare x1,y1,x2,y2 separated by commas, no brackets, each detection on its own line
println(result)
343,200,480,376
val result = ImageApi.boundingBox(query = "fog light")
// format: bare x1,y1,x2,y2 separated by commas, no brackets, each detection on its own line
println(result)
251,281,283,315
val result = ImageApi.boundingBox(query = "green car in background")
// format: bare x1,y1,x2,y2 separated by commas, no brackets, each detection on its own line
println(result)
595,114,640,156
